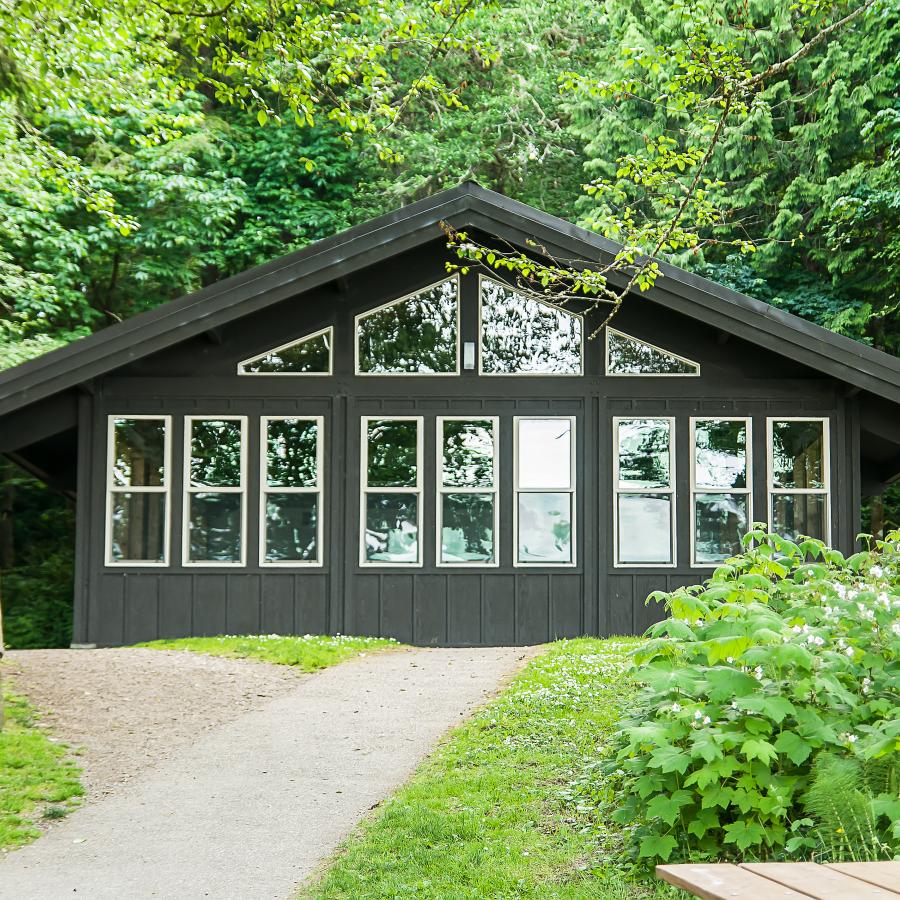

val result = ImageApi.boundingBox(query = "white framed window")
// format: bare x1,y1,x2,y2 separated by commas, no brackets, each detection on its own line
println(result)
355,276,459,375
605,327,699,376
768,417,830,544
360,416,423,565
237,326,332,375
260,416,324,566
514,416,576,566
184,416,247,566
613,417,676,567
690,418,752,567
479,276,583,375
436,417,499,566
105,415,171,566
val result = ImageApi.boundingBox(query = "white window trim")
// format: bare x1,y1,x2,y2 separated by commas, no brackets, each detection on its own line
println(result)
354,275,461,376
259,416,325,567
183,415,248,567
237,326,333,376
513,415,578,568
605,326,700,377
435,416,500,568
478,274,585,377
767,416,831,544
689,417,753,568
105,414,172,567
360,415,424,567
612,416,677,568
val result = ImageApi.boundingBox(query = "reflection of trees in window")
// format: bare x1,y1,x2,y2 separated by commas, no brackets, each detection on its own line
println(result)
190,420,243,487
357,278,458,373
769,419,828,543
771,420,824,489
481,278,581,374
267,419,318,487
441,494,494,562
366,420,418,486
606,329,699,375
694,420,746,489
113,419,166,486
617,419,671,489
239,327,331,374
442,420,494,487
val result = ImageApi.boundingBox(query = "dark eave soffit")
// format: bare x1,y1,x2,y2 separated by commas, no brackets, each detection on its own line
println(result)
0,182,899,420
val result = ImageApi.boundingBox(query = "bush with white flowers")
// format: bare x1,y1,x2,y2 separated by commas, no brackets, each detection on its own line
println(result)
605,526,900,864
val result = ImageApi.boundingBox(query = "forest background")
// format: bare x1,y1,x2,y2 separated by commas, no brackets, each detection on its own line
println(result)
1,0,897,646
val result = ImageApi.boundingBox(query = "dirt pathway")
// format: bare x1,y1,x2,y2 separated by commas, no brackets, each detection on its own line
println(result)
0,646,532,900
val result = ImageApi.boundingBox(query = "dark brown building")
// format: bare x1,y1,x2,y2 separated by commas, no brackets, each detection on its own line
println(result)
1,184,899,646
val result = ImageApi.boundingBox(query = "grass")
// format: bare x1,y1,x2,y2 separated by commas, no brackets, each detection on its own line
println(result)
0,683,83,850
137,633,399,671
302,637,678,899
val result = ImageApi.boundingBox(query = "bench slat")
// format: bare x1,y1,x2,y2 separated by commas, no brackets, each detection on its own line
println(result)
656,864,814,899
825,862,900,893
742,862,895,898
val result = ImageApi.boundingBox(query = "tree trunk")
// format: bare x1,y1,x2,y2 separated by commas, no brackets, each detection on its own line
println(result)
0,476,14,570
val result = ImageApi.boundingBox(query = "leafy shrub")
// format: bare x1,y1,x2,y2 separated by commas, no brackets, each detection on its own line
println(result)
605,525,900,864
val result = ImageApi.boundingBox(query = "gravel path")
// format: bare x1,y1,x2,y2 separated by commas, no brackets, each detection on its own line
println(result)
0,645,532,900
3,647,301,801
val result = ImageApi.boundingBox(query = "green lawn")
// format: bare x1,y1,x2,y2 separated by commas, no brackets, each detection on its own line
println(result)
302,637,677,899
137,634,399,671
0,684,83,850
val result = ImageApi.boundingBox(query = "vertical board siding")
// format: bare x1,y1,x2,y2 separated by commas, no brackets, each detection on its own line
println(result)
414,575,448,646
194,575,228,636
551,576,583,639
295,574,329,635
448,574,483,645
158,575,193,638
261,574,294,634
94,575,126,646
516,575,549,645
123,575,160,645
226,574,261,635
482,574,515,645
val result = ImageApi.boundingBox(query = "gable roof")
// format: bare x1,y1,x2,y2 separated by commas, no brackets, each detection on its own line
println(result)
1,181,899,419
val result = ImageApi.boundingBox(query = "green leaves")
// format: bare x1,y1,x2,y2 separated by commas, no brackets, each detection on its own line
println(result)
638,833,677,860
740,739,777,764
773,732,813,766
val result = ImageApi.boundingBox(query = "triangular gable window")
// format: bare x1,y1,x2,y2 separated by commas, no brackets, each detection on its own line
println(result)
606,327,699,376
480,277,582,375
356,276,459,374
238,326,332,375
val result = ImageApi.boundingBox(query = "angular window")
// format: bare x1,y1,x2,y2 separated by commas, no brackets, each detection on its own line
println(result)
691,418,751,565
438,418,498,565
606,327,699,376
185,417,246,565
237,326,332,375
106,416,170,564
515,417,575,565
480,277,582,375
361,417,422,564
614,418,675,565
356,277,458,374
262,417,323,565
769,418,830,543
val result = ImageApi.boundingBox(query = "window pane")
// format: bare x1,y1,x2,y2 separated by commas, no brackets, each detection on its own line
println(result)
771,421,826,489
441,494,494,563
265,494,318,562
190,420,243,487
772,494,828,543
112,418,166,487
188,493,243,562
110,493,165,562
694,493,748,564
607,330,698,375
695,420,747,489
517,419,572,489
357,279,457,373
266,419,318,487
442,420,494,488
617,494,672,563
365,493,419,563
241,330,330,373
481,278,581,374
517,493,572,563
366,420,418,487
617,419,671,489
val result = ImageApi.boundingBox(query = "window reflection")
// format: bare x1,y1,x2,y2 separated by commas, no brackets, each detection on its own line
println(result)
441,494,494,562
518,493,572,563
617,419,671,490
240,328,331,374
606,328,699,375
110,493,166,562
190,420,243,488
366,420,418,487
266,419,318,488
113,419,166,487
771,421,825,489
481,278,582,374
694,420,747,489
442,420,495,488
357,278,458,374
365,493,419,562
617,494,672,564
517,419,572,489
694,493,747,564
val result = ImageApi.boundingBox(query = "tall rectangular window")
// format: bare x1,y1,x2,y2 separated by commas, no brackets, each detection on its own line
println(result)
691,418,751,566
437,417,498,565
514,417,575,565
184,416,246,565
768,418,830,543
106,416,170,565
614,417,675,566
261,417,323,565
361,417,422,565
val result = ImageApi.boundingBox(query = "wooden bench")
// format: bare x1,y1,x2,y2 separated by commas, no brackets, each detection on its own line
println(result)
657,861,900,898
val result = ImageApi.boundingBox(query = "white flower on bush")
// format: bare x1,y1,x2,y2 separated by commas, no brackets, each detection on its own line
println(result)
845,646,855,658
753,665,764,681
871,565,883,578
839,732,859,744
671,702,681,713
